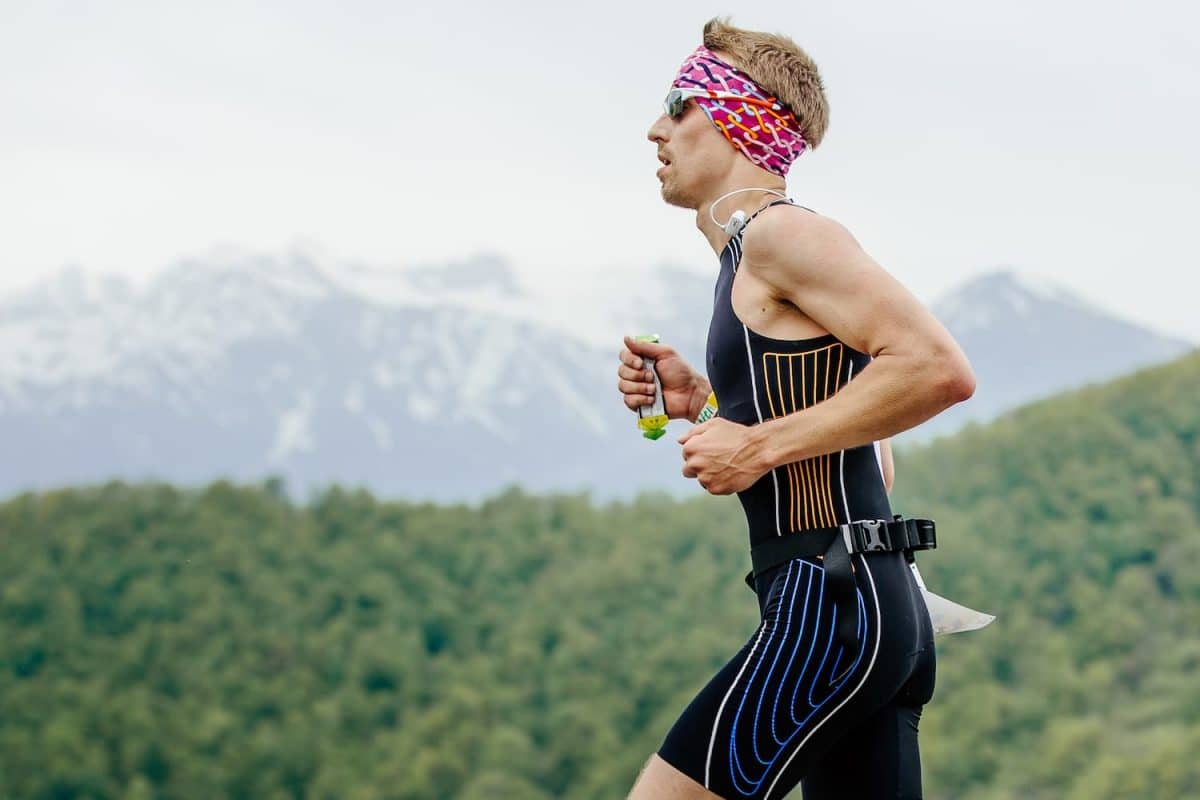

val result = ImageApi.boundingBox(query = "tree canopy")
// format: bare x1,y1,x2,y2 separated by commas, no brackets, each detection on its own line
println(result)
3,351,1199,799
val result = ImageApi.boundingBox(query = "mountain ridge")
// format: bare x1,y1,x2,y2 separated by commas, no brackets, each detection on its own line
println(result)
2,253,1193,502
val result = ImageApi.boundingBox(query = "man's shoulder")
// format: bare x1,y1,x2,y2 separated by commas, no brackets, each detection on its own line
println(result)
741,203,861,277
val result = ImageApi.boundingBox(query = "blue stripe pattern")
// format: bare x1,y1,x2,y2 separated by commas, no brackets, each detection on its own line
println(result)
722,558,871,796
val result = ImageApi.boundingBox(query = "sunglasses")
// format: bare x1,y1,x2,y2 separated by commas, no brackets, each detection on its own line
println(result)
662,87,785,119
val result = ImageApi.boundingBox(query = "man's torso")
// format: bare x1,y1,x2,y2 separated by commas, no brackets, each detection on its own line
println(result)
727,205,830,342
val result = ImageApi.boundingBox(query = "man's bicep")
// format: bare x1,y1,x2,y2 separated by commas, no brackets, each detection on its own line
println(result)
747,212,949,360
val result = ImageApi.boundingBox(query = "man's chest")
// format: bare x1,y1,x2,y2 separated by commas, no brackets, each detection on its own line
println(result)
730,259,829,342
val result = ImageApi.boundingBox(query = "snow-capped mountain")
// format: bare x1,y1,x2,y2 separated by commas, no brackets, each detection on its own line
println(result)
0,256,1192,502
907,268,1195,440
0,252,713,504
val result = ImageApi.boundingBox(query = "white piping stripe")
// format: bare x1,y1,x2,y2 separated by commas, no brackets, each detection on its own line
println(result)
706,608,771,786
742,324,783,538
733,238,781,538
708,234,778,785
763,554,882,799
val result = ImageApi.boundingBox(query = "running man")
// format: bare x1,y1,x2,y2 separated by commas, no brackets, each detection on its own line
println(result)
617,18,975,800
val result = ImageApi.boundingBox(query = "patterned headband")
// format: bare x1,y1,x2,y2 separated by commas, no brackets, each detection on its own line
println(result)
671,45,808,177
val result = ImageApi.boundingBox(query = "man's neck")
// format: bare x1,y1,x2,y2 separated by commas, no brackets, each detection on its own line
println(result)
695,184,789,256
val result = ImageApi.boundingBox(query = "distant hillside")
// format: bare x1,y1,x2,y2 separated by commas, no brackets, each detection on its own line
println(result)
2,348,1199,798
914,268,1193,439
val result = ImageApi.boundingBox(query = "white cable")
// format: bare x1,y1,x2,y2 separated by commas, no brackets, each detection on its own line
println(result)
709,187,790,235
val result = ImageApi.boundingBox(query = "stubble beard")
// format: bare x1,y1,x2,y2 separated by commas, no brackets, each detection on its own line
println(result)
659,170,701,211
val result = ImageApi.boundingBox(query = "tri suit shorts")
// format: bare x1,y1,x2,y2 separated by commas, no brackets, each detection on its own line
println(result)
656,549,936,799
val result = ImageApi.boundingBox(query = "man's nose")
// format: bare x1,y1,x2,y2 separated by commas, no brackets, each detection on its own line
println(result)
647,114,669,143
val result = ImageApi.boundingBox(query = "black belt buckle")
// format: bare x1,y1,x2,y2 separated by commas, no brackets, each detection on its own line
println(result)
849,519,890,553
902,520,945,551
909,518,937,550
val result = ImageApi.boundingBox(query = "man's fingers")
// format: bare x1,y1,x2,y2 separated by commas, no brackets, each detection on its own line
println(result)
618,377,657,398
625,394,653,411
618,336,670,415
677,421,709,445
619,351,656,380
619,345,644,371
618,363,654,384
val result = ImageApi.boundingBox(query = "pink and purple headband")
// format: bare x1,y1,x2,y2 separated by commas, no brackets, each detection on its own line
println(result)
671,45,808,177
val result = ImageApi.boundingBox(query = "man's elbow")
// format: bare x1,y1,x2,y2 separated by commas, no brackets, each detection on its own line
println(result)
926,347,975,406
936,361,976,406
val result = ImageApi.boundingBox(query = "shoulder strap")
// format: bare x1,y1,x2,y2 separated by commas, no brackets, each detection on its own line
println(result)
746,197,797,225
739,198,815,237
730,198,815,269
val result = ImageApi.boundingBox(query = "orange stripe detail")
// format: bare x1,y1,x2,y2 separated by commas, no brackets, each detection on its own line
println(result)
823,347,832,398
760,345,848,531
816,454,828,526
782,357,811,532
822,454,835,526
814,353,826,526
763,354,793,533
778,357,795,531
818,348,837,524
800,353,816,527
784,355,796,530
775,356,793,531
763,353,778,417
772,357,792,532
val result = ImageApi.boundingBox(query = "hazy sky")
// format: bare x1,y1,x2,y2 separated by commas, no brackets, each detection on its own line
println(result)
3,0,1198,339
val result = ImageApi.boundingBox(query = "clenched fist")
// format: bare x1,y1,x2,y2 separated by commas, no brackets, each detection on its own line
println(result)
617,335,709,422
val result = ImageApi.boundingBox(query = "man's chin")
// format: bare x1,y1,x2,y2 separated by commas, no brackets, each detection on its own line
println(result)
659,184,697,210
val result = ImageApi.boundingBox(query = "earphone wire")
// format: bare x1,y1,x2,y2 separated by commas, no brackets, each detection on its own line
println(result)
709,187,792,236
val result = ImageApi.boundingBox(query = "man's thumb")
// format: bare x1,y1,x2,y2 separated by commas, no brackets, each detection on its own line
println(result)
626,334,670,357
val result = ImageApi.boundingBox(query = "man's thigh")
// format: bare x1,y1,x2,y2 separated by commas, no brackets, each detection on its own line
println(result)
627,753,727,800
800,700,926,800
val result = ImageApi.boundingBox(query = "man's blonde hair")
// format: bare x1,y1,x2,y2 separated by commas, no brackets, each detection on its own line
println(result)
702,17,830,149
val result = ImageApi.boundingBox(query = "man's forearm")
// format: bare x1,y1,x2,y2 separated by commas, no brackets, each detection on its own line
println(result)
746,353,970,471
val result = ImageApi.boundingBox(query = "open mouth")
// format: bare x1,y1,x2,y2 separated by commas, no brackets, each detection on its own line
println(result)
658,154,671,166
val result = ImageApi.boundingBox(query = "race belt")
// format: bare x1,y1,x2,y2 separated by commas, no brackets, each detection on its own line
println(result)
744,516,937,684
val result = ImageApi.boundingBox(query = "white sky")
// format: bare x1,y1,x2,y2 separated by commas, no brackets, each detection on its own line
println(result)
2,0,1198,339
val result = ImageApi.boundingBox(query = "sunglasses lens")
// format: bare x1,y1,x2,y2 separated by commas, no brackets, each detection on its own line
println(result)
665,89,685,117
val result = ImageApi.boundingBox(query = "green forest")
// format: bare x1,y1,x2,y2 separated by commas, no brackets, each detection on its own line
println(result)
3,350,1200,799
